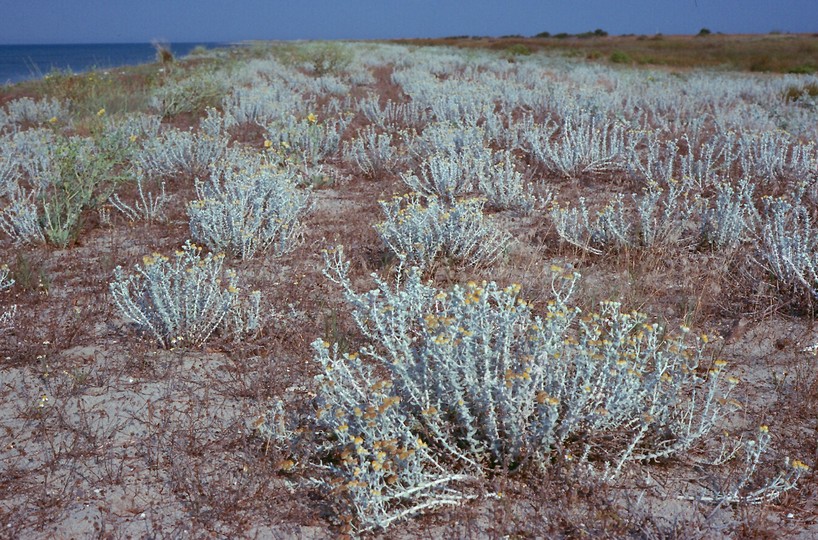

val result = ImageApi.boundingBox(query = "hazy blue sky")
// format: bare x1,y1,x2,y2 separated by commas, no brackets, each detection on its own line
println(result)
0,1,816,44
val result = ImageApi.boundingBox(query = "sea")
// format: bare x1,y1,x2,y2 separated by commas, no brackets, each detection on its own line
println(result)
0,42,226,85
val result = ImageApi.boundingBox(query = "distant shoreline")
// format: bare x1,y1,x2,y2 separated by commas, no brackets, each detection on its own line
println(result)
0,42,227,85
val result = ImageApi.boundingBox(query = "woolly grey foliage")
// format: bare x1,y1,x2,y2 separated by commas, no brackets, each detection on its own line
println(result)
187,150,310,259
264,247,743,531
375,193,510,271
109,241,261,348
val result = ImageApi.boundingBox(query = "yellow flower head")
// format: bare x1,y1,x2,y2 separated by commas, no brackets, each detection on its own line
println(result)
263,139,273,149
97,108,106,117
307,113,317,124
792,459,809,471
49,116,58,124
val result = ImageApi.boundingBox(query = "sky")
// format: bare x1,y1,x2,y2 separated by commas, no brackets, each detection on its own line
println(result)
0,0,816,44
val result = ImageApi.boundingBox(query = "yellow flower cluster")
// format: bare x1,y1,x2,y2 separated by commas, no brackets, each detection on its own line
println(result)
142,252,168,266
504,367,532,388
423,313,454,330
792,459,810,471
536,392,560,406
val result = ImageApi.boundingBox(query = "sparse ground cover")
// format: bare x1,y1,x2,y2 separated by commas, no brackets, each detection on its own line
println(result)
1,38,818,538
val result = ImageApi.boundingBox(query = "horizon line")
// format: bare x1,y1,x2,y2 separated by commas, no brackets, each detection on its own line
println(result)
2,30,816,47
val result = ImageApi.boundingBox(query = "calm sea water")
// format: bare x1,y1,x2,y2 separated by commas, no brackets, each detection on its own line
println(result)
0,43,225,85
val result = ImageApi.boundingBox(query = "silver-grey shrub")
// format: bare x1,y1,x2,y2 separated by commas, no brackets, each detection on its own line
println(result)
108,174,170,224
269,249,742,530
0,186,45,244
342,126,401,178
475,151,537,214
150,69,229,118
400,150,488,203
2,128,57,187
0,263,12,291
738,131,817,183
0,153,19,196
104,112,162,145
483,108,523,150
109,241,261,348
1,130,136,246
627,135,678,186
758,193,818,298
428,82,495,124
222,83,309,127
187,151,310,259
526,111,628,179
550,195,634,254
2,97,67,129
678,133,734,191
375,193,510,271
264,114,348,167
307,75,351,96
700,178,757,251
635,178,697,248
359,96,429,132
551,177,749,254
135,109,229,179
409,121,486,163
348,63,376,86
0,131,51,243
0,263,14,332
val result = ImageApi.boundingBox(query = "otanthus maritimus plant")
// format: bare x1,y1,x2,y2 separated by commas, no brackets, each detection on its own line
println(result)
135,108,229,179
262,247,754,531
550,195,634,254
634,177,698,248
400,152,476,203
109,241,261,348
0,187,46,245
375,193,510,271
686,426,808,505
758,192,818,299
1,133,130,247
359,96,429,132
2,97,68,129
526,111,628,179
0,264,12,292
474,151,538,214
263,113,348,167
342,125,401,179
108,173,170,224
699,178,758,251
187,150,310,259
0,263,14,332
150,69,229,118
307,341,475,532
